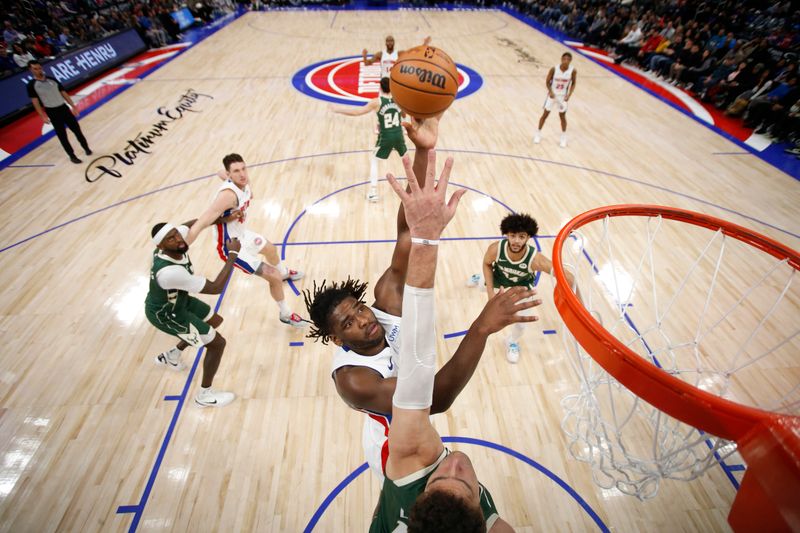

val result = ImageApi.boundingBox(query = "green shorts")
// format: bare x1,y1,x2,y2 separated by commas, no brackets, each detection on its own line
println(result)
374,134,407,160
145,296,214,347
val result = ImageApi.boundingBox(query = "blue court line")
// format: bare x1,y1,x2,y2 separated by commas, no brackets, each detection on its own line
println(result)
499,6,800,181
0,10,246,172
290,341,304,347
443,330,468,339
303,435,609,532
6,163,56,168
116,275,232,532
280,177,518,297
3,147,796,256
727,464,746,472
163,395,181,401
543,329,557,335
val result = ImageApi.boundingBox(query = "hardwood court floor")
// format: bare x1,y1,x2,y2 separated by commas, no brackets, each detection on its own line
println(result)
0,9,797,533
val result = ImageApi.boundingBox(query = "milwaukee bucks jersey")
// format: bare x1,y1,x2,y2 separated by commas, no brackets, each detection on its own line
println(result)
377,95,402,139
369,449,500,532
492,239,537,289
145,250,195,312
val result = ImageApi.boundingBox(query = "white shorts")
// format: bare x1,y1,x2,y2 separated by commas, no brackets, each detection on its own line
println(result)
544,96,568,113
216,227,268,274
363,413,390,482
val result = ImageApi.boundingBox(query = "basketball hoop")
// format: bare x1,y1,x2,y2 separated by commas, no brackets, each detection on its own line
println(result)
552,205,800,532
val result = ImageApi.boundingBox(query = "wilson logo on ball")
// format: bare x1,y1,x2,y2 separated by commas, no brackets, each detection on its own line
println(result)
398,65,447,90
292,55,483,107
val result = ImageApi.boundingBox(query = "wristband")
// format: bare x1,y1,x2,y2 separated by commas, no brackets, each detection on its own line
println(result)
411,237,439,246
228,250,239,256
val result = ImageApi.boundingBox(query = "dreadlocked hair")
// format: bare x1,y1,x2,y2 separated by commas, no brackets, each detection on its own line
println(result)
302,277,369,344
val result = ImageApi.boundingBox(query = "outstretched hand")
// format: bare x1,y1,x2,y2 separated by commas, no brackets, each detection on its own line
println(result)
386,151,465,240
402,114,441,151
474,287,541,335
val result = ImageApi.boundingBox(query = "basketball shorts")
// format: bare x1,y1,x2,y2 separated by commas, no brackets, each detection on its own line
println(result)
145,297,215,348
374,134,408,160
217,228,267,274
544,95,568,113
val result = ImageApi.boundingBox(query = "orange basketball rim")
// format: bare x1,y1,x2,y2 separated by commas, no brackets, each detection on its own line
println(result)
552,204,800,532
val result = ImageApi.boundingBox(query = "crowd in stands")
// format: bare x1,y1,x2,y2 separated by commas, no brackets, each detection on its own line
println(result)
1,1,229,79
506,0,800,156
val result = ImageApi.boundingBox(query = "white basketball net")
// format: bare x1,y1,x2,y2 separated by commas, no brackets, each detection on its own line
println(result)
557,213,800,500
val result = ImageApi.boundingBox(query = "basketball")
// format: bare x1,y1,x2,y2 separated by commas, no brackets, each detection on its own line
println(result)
389,45,459,119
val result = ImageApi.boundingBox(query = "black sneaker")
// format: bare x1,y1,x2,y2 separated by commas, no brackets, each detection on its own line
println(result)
69,155,82,164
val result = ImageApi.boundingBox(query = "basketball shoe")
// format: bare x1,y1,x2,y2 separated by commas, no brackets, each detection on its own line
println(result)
367,186,379,203
506,340,520,364
155,347,186,371
282,269,304,281
280,312,308,328
195,388,235,408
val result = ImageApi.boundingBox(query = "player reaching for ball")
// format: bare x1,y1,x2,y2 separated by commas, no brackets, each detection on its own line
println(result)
330,77,407,203
185,153,308,328
362,35,432,78
367,148,529,532
534,52,577,148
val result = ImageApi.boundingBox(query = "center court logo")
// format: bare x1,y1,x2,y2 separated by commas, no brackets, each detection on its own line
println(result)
292,56,483,106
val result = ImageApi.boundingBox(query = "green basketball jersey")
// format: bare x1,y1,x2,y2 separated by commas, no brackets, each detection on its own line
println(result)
369,450,500,532
492,239,537,289
377,95,403,139
144,250,195,312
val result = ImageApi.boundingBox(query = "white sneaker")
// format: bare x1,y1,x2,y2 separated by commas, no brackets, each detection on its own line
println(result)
466,274,482,287
367,186,379,203
560,134,567,148
506,341,520,364
280,312,308,328
533,133,541,144
154,349,186,371
195,388,235,408
282,268,304,281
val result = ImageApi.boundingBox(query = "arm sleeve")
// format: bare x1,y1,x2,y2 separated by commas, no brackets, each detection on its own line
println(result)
156,265,207,293
392,285,437,410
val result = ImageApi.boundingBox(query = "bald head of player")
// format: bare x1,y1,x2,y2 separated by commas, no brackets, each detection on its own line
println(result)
222,153,249,188
152,223,189,255
385,35,395,53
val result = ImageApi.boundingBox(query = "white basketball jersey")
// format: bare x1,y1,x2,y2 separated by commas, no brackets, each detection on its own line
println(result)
331,306,401,478
550,64,574,97
212,180,251,240
380,49,399,78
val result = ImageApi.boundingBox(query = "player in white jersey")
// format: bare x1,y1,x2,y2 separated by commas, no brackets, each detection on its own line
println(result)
534,52,578,148
304,115,543,478
186,153,307,328
362,35,432,78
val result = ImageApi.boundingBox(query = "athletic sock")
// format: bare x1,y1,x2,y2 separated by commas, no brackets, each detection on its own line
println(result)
275,261,289,277
277,299,291,317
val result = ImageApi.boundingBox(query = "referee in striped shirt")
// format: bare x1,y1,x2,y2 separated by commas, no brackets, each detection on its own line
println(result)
27,60,92,164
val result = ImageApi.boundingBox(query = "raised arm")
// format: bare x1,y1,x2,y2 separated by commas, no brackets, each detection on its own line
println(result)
332,285,541,416
328,98,379,117
363,49,382,66
398,36,432,56
383,152,466,478
372,115,440,315
186,189,237,245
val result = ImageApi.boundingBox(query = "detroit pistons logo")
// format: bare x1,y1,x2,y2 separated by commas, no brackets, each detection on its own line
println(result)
292,55,483,106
